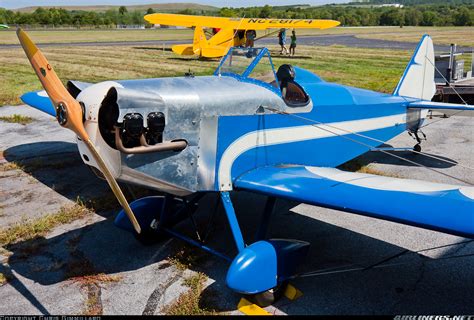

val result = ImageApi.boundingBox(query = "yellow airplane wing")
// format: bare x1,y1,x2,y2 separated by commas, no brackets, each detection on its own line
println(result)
144,13,340,30
237,18,340,30
144,13,234,28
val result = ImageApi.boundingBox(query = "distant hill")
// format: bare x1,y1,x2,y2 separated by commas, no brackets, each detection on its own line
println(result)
349,0,473,5
271,4,312,10
14,2,218,13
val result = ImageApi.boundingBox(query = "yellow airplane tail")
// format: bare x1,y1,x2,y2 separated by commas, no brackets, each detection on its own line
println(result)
202,28,239,58
172,44,195,55
172,27,240,58
192,26,208,55
201,46,230,58
171,26,208,56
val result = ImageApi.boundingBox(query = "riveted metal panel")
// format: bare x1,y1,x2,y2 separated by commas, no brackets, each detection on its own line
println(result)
108,75,287,193
197,117,218,191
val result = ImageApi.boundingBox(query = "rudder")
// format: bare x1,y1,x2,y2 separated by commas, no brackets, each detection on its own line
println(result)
193,26,208,54
393,35,436,101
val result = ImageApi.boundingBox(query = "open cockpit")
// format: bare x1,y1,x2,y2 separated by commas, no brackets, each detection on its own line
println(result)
214,47,310,107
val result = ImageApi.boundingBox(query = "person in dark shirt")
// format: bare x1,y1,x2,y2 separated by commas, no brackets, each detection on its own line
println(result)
290,30,297,56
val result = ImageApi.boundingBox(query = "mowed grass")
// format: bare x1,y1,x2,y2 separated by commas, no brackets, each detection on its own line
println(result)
0,28,194,45
349,27,474,47
0,42,411,106
261,26,474,47
1,26,472,46
0,114,34,124
0,44,217,105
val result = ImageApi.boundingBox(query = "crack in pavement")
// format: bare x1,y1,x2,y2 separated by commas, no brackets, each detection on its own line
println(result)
443,240,474,257
83,282,103,315
142,268,184,315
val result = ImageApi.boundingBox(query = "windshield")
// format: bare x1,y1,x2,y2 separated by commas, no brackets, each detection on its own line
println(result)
215,47,279,93
218,47,262,75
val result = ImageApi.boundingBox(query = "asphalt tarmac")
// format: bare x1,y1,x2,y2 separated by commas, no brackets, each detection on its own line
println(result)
0,103,473,315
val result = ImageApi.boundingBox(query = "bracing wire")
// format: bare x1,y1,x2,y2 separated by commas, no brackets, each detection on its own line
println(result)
376,51,471,130
272,108,474,172
262,106,474,185
321,112,474,172
294,240,474,279
411,55,473,131
217,14,246,73
426,56,469,106
254,29,280,42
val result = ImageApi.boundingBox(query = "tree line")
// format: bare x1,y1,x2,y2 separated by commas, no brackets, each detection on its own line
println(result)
0,4,473,27
0,6,154,27
353,0,472,5
219,4,474,27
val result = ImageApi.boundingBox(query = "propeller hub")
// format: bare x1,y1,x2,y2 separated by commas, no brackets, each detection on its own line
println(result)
56,102,68,126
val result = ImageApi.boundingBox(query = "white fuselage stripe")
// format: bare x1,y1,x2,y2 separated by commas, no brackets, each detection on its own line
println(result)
306,167,474,200
218,113,407,190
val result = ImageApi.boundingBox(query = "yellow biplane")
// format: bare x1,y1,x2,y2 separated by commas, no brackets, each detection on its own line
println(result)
144,13,340,58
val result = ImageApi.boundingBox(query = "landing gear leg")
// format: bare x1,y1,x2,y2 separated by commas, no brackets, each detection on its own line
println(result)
221,192,309,308
129,194,204,246
408,130,426,152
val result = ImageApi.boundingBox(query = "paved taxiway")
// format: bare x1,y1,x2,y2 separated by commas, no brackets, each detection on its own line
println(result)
0,103,473,314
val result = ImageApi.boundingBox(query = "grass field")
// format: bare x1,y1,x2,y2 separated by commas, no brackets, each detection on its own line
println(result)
0,29,194,45
1,26,472,106
346,27,474,47
0,42,412,106
1,26,473,46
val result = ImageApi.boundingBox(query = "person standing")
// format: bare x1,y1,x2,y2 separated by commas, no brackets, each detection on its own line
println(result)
278,28,288,55
245,29,256,48
290,30,297,56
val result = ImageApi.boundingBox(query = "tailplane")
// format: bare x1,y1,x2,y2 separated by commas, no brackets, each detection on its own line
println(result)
171,44,195,55
171,26,208,56
393,35,436,101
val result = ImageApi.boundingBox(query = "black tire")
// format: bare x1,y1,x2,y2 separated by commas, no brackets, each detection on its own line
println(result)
413,144,422,152
245,281,289,308
133,222,170,246
133,197,185,246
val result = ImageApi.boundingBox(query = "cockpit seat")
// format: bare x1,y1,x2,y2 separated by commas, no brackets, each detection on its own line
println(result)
277,64,310,107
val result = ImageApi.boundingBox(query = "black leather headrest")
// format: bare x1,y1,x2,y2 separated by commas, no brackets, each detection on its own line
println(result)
277,64,295,83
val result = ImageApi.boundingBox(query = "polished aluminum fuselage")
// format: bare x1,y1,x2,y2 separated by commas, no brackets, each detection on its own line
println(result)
78,75,288,196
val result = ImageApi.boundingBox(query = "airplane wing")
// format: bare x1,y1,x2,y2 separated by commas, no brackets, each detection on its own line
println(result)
235,17,340,30
408,100,474,117
20,81,92,117
144,13,340,30
20,90,56,117
235,165,474,238
144,13,231,28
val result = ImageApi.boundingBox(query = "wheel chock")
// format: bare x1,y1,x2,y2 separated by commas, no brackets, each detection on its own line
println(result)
237,297,271,315
283,283,303,301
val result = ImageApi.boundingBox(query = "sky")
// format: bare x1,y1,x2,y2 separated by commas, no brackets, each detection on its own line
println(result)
0,0,351,10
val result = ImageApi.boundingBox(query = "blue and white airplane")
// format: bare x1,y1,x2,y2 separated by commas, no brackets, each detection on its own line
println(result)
17,29,474,306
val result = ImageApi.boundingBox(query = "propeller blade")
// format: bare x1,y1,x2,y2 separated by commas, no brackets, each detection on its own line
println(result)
17,28,141,234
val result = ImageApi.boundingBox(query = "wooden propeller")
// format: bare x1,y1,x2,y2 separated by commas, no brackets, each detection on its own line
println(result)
17,28,141,234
